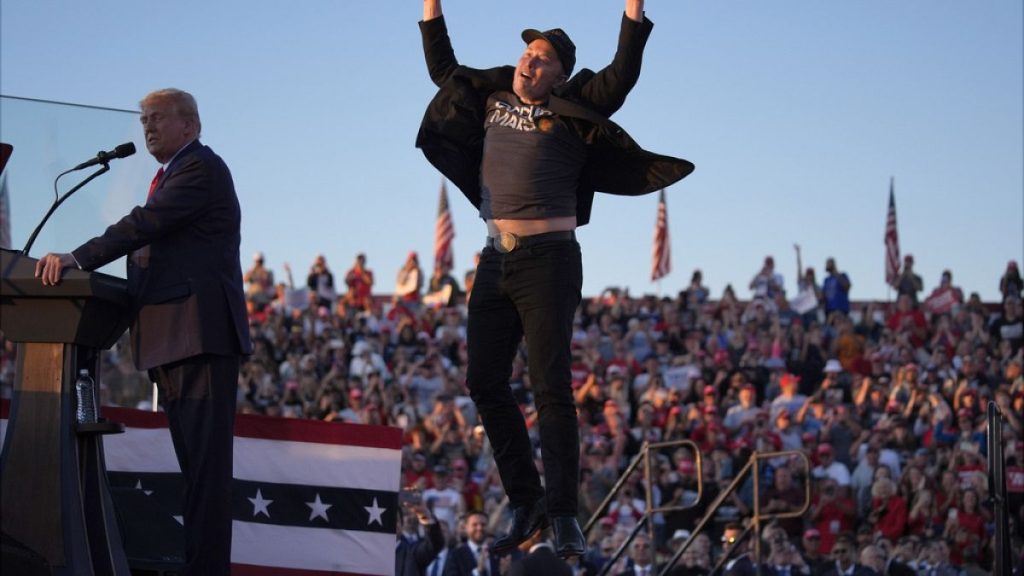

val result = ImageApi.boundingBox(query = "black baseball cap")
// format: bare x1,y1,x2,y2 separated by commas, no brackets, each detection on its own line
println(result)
521,27,576,76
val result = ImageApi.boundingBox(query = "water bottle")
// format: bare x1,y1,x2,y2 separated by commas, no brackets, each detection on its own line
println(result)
75,369,97,424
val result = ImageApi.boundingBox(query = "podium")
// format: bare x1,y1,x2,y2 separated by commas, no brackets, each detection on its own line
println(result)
0,248,132,575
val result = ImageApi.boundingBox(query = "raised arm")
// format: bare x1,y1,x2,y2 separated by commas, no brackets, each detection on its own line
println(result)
423,0,441,21
626,0,644,22
420,0,459,86
572,0,653,116
794,243,803,284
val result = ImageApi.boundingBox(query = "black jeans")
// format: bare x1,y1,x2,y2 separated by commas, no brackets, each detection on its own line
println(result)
466,237,582,516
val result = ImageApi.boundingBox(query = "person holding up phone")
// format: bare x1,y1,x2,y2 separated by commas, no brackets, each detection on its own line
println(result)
396,491,445,576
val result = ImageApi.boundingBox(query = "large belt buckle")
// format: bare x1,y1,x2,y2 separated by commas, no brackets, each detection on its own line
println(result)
497,231,519,254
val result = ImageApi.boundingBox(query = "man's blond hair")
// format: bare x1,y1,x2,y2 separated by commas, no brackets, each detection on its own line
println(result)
140,88,202,137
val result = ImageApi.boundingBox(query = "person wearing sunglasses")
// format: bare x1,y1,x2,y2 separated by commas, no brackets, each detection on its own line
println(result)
819,535,874,576
719,523,756,576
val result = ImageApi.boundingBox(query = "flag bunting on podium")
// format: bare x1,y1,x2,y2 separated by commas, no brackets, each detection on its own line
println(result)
1,400,402,576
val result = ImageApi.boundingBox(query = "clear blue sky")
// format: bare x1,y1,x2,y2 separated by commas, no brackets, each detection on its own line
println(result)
2,1,1021,302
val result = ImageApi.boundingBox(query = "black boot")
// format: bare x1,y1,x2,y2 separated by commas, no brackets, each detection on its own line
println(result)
491,499,547,555
551,516,585,558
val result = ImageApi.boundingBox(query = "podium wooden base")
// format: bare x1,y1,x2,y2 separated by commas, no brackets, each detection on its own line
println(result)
0,343,130,576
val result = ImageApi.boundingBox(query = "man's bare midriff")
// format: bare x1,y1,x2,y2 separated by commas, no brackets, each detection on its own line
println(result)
487,216,577,238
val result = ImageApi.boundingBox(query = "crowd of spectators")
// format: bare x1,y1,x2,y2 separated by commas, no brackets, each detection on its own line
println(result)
2,252,1022,575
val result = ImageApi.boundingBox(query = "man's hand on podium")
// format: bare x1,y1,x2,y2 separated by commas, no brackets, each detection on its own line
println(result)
35,252,77,286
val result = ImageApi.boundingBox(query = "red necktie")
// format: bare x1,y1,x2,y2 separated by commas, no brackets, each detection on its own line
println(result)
147,167,165,200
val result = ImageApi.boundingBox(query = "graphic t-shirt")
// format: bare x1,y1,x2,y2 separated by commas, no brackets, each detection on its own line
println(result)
480,91,585,219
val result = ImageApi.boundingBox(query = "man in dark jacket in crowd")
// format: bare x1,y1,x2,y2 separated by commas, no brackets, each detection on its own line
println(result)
396,500,445,576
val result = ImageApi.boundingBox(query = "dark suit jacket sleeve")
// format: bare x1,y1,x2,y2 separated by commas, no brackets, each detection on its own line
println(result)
420,15,460,87
572,13,655,118
443,544,495,576
72,149,219,271
413,521,446,570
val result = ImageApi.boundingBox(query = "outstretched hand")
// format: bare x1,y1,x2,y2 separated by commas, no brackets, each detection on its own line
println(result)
423,0,441,21
626,0,645,22
34,252,76,286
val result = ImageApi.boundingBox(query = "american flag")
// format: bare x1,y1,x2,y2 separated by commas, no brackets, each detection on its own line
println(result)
1,401,402,576
434,179,454,272
651,189,671,282
884,178,900,287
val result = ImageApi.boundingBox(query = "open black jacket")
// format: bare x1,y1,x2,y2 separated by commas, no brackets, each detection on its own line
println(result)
416,14,694,226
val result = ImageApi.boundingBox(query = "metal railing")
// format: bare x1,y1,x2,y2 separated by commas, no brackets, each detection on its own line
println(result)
582,439,704,575
658,449,811,576
582,441,812,576
987,401,1012,576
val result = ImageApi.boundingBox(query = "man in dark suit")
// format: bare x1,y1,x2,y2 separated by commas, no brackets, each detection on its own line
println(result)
507,541,572,576
36,88,252,576
443,511,499,576
720,523,757,576
396,501,446,576
418,0,692,558
820,536,875,576
615,533,660,576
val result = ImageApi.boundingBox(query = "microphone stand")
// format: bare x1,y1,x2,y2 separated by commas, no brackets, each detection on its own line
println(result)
22,164,110,256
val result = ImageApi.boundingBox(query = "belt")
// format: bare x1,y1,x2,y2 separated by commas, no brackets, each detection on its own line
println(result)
485,230,576,254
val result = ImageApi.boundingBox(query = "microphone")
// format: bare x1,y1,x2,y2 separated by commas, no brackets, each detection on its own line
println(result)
72,142,136,171
22,143,133,254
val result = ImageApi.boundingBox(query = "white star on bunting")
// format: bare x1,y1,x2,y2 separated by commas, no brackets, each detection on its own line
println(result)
306,493,333,522
248,489,273,518
134,479,153,496
364,497,385,526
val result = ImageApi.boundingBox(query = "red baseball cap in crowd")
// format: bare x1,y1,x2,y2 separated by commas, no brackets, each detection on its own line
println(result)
740,383,756,394
678,460,696,475
730,437,751,451
704,385,717,396
957,408,973,420
802,431,818,443
703,405,718,415
804,529,821,540
817,443,833,455
780,373,800,387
